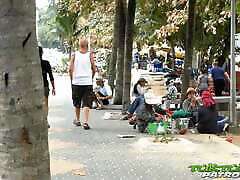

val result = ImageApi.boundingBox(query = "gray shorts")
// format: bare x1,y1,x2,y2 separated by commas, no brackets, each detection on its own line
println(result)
44,87,50,98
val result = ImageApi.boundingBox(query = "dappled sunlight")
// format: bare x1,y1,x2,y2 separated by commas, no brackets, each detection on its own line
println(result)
50,159,85,176
48,127,72,134
49,139,78,151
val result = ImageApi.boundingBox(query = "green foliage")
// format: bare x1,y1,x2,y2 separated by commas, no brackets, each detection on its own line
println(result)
51,0,240,64
55,0,80,48
53,57,69,74
55,0,114,50
62,57,69,66
75,1,114,49
37,5,59,48
136,0,240,63
135,0,187,44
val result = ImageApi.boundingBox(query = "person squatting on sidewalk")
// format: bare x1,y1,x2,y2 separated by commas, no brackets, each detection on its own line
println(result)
69,39,96,130
93,78,113,110
39,46,56,128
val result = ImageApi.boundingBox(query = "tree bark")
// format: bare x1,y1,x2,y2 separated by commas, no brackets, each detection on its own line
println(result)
122,0,136,112
169,38,176,70
182,0,196,99
69,46,72,61
0,1,50,179
114,0,126,105
108,0,119,90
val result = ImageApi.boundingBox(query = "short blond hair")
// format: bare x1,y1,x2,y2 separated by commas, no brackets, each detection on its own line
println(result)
79,39,88,49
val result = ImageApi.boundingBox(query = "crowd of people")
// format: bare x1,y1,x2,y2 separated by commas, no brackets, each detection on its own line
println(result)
39,38,230,135
120,76,224,135
119,56,231,135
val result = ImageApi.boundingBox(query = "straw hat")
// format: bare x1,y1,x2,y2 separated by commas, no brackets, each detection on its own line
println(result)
186,87,196,95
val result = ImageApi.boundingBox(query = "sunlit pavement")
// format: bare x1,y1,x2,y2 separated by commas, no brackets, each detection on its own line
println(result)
48,74,240,180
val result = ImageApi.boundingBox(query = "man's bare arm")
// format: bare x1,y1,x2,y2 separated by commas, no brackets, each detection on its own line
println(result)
224,72,230,81
69,56,74,82
50,80,56,95
90,52,96,78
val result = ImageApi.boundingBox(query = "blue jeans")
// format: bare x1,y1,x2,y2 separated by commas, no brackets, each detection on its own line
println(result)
128,96,144,114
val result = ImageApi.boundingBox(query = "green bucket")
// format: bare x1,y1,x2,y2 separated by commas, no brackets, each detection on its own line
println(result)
147,123,159,135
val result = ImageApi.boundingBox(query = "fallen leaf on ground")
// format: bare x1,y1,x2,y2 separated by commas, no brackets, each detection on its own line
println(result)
72,170,86,176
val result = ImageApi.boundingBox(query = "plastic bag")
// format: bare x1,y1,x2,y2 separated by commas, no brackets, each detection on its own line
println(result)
157,125,165,134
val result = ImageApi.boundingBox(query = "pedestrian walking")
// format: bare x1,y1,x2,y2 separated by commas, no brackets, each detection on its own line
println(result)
197,70,209,95
69,39,96,130
209,61,230,96
39,46,56,128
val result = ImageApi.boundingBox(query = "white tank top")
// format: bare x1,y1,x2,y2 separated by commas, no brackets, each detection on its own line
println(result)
72,51,93,85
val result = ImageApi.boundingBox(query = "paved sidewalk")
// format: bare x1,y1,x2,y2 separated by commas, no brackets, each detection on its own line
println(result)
48,75,240,180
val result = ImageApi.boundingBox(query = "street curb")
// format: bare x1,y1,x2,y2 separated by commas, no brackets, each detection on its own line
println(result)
229,127,240,134
105,105,122,110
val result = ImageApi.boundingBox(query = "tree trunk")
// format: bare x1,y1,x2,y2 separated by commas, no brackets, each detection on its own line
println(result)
114,0,126,105
0,1,50,179
69,46,72,61
169,38,176,70
122,0,136,112
108,0,119,90
68,40,72,61
182,0,196,99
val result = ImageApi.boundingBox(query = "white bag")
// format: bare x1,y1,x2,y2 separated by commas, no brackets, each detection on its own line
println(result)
157,125,165,134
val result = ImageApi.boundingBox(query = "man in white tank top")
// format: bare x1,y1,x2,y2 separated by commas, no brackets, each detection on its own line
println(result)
69,39,96,130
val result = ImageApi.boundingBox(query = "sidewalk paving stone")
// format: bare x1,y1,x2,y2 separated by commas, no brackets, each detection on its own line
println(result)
48,75,240,180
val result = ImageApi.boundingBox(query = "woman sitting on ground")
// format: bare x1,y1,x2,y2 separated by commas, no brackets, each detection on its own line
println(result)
197,90,217,134
182,87,200,128
122,78,150,120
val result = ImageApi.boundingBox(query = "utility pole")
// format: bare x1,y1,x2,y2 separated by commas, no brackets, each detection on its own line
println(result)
230,0,237,126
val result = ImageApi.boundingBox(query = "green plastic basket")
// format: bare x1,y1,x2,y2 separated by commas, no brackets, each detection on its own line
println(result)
147,123,159,135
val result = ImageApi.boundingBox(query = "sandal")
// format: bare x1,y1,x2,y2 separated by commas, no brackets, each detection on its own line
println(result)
96,107,104,110
83,123,90,130
120,114,132,120
73,120,81,127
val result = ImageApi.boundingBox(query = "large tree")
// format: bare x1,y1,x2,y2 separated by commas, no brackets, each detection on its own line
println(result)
113,0,126,105
122,0,136,111
108,1,119,90
182,0,196,97
0,1,50,179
